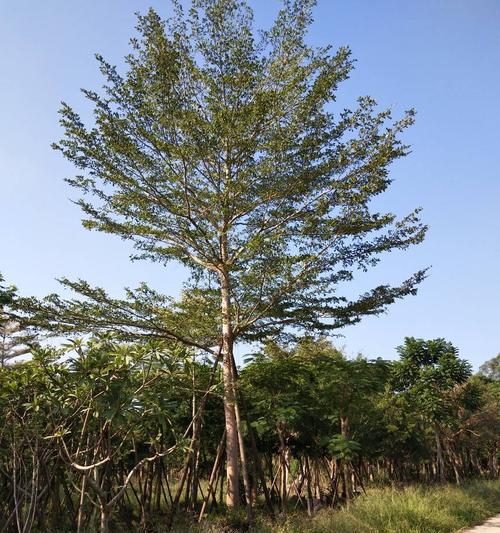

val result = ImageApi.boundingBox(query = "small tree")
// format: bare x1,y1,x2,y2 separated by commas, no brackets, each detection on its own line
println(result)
21,0,427,506
241,338,390,505
390,337,472,481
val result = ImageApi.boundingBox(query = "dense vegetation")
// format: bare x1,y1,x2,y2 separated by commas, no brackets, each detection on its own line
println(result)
1,0,498,531
0,322,498,531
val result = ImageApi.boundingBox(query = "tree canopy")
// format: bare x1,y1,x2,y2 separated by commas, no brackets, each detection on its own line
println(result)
21,0,426,345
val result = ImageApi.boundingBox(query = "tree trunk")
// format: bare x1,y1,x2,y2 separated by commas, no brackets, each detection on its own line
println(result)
76,475,87,533
444,439,461,485
340,416,353,501
488,449,498,479
220,272,240,508
234,396,253,522
304,456,314,516
434,425,445,482
98,500,109,533
198,430,225,522
277,423,288,512
189,357,201,510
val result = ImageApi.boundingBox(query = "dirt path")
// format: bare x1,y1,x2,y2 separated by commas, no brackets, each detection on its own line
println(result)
462,514,500,531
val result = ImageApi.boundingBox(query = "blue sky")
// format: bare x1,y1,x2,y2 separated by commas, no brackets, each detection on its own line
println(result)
1,1,499,368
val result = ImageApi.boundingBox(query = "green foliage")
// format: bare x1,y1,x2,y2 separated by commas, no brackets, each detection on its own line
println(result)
0,272,16,307
390,337,472,424
241,337,391,460
11,2,429,511
327,435,361,462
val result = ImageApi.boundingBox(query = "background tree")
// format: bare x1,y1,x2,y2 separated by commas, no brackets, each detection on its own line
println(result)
0,274,36,367
18,0,427,507
479,354,500,381
241,338,390,507
316,352,389,500
389,337,472,481
0,319,34,367
0,273,15,307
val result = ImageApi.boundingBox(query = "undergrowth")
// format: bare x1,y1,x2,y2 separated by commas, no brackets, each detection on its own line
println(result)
181,480,500,533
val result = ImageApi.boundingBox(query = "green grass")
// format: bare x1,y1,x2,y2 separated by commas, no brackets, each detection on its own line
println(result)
183,480,500,533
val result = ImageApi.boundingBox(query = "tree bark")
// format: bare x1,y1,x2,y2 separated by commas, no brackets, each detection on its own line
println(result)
220,272,240,508
234,395,253,522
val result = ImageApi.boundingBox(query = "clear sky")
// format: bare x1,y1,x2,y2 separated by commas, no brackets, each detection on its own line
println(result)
1,1,499,369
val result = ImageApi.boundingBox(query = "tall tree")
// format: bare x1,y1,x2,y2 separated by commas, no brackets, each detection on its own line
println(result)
20,0,426,506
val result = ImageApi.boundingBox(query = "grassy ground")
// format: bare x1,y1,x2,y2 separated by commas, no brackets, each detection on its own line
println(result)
179,480,500,533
